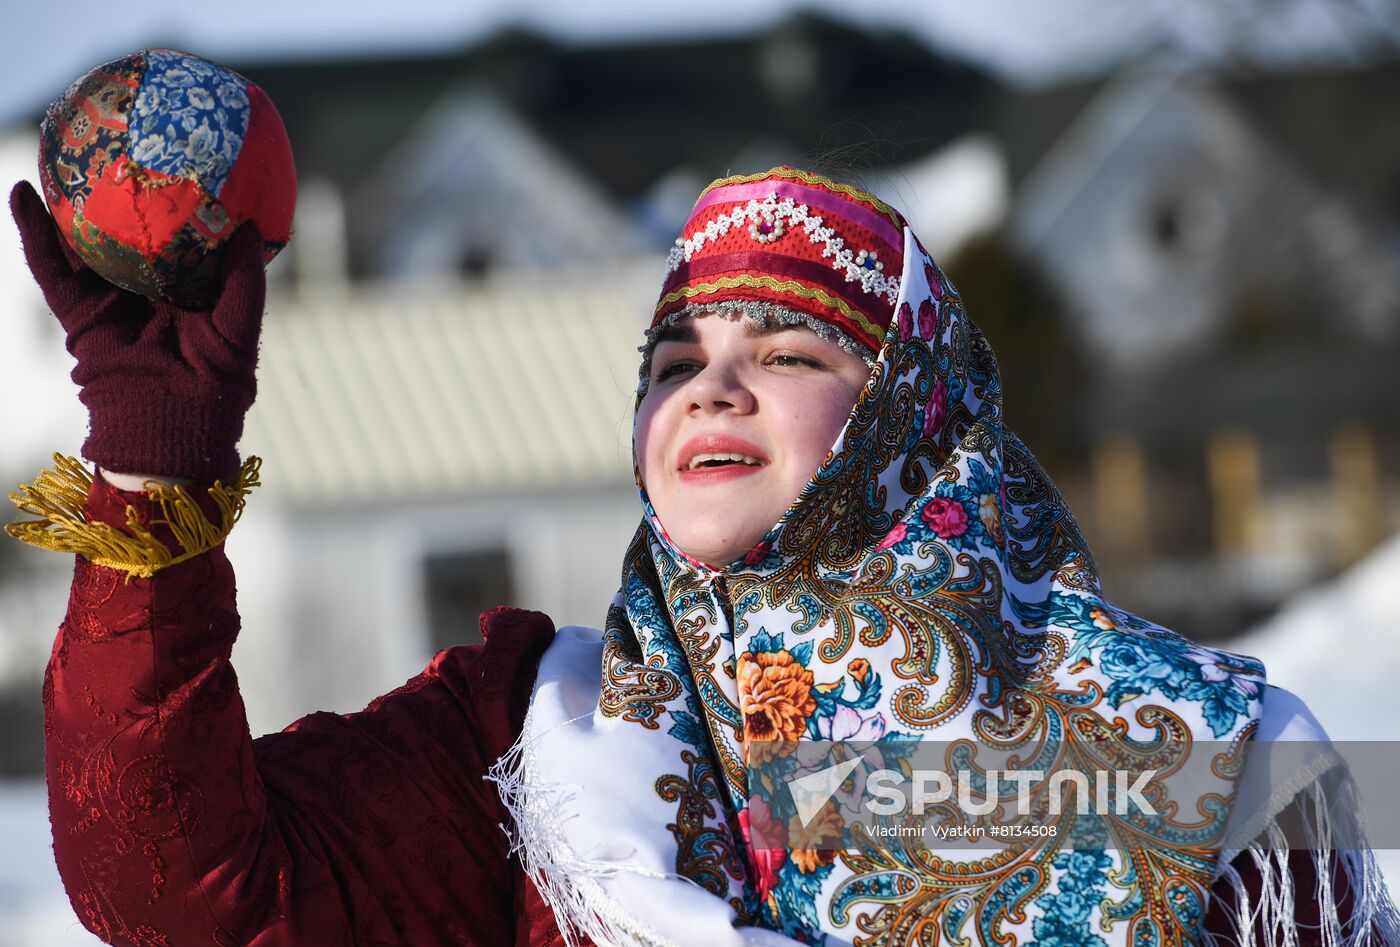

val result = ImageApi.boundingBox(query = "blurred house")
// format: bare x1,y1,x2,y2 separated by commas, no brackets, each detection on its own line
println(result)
349,92,649,279
1014,65,1397,370
1006,59,1400,638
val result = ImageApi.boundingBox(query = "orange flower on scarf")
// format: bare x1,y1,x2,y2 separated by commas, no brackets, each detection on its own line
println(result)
978,493,1004,545
739,649,816,764
789,802,845,873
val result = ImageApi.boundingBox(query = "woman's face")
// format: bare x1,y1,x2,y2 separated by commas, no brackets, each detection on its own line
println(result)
636,312,872,568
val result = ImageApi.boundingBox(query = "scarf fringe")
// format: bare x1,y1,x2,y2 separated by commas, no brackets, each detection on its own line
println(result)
1204,768,1400,947
5,453,262,579
486,710,684,947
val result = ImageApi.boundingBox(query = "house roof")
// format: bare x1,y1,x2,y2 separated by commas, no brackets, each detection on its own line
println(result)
1219,61,1400,227
243,263,658,505
349,91,648,277
215,13,998,224
1006,56,1400,241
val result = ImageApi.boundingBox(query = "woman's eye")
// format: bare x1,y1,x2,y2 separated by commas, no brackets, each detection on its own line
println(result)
655,361,699,382
768,353,820,369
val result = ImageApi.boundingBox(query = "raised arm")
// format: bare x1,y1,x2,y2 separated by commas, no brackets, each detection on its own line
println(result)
7,182,558,946
38,470,554,945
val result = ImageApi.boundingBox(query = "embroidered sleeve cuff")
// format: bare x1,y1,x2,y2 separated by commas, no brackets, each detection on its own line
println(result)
5,453,261,578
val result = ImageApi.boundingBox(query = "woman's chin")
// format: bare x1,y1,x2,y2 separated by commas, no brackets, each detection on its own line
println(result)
671,532,770,569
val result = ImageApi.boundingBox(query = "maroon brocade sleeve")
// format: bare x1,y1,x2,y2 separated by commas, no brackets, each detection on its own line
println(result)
43,472,565,946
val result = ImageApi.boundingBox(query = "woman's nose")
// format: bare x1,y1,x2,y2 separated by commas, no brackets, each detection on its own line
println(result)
686,362,756,414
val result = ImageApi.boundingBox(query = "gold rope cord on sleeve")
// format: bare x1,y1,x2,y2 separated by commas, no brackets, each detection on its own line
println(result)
4,454,262,580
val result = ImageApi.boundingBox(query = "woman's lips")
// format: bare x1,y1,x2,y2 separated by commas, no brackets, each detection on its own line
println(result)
678,463,765,484
676,433,770,484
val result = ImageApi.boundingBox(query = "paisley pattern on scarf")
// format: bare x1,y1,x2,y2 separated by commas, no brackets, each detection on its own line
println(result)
601,226,1267,946
655,747,751,916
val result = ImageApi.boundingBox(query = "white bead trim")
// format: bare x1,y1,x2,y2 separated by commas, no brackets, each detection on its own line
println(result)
664,193,901,306
748,211,785,244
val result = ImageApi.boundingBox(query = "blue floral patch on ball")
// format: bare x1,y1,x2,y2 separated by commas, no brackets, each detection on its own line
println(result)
127,50,249,197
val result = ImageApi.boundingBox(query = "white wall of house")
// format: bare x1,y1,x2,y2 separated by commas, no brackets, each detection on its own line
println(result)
0,129,90,706
0,130,87,479
225,487,641,738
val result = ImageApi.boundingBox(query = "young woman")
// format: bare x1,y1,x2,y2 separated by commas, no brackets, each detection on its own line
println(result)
8,167,1395,946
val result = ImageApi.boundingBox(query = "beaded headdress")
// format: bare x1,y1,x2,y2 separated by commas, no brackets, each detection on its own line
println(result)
641,167,907,388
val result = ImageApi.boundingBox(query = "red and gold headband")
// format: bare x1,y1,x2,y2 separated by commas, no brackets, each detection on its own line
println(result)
653,166,907,355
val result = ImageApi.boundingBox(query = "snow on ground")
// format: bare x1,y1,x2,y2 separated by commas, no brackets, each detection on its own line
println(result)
1225,530,1400,898
1227,531,1400,744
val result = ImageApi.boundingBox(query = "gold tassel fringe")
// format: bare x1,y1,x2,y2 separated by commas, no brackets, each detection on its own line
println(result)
4,454,262,580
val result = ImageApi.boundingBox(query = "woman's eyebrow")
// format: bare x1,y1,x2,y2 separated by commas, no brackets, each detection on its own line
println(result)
653,319,806,346
653,323,698,345
744,321,806,338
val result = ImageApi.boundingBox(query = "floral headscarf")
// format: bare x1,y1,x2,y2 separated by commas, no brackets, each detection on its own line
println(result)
494,176,1268,947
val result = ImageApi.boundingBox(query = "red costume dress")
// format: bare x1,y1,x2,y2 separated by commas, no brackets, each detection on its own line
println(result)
43,472,574,946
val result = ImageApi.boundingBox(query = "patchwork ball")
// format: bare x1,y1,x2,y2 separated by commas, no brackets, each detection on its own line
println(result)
38,48,296,310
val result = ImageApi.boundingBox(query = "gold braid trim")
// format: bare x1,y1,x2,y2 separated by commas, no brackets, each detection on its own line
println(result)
4,454,262,580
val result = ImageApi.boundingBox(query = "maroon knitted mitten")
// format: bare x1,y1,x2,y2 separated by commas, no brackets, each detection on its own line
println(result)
10,181,266,482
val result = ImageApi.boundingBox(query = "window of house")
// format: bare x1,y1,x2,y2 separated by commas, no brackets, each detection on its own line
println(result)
421,547,514,651
1143,186,1223,261
458,246,494,279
